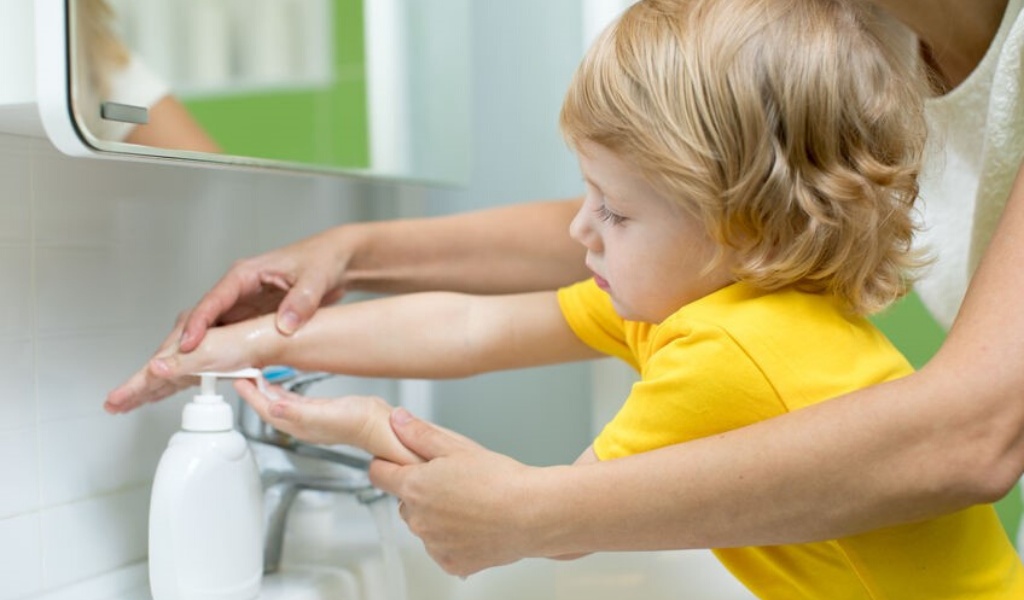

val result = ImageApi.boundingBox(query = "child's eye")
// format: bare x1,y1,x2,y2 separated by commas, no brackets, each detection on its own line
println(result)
595,203,627,226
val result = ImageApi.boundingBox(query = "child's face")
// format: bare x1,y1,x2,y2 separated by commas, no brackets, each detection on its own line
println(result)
570,141,734,323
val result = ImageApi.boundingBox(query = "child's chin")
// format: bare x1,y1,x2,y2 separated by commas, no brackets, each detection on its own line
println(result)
609,300,637,321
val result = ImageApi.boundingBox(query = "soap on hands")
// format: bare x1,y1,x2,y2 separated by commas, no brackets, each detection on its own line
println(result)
234,380,423,466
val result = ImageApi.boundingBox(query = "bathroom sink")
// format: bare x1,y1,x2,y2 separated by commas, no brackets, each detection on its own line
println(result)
277,495,758,600
258,566,360,600
34,562,361,600
107,566,359,600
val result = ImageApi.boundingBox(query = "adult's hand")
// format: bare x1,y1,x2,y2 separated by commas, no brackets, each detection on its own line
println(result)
105,229,348,414
369,409,541,577
178,228,349,353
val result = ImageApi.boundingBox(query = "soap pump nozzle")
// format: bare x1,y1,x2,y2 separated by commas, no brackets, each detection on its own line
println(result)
182,368,266,433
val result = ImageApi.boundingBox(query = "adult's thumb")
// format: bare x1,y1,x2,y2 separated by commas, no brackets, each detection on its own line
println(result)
277,282,324,335
390,408,465,460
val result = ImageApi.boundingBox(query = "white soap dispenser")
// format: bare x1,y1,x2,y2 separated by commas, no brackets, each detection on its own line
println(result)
149,369,265,600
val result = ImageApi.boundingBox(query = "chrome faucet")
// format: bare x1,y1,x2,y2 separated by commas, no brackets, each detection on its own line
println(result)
236,369,388,574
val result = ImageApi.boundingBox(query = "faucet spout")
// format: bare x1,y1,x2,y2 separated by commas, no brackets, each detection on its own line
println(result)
235,369,391,574
262,470,386,574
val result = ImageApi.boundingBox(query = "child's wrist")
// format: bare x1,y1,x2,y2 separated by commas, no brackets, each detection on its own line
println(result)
252,313,286,367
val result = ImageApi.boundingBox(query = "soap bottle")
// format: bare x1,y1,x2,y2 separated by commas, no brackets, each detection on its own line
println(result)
149,369,265,600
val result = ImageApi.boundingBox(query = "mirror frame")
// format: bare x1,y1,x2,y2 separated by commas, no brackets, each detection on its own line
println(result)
35,0,448,183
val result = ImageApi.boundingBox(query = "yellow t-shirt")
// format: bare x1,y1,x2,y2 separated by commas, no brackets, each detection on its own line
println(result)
558,279,1024,600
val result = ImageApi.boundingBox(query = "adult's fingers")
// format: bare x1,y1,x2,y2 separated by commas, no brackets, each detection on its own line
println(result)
368,458,406,496
179,259,274,352
388,408,476,460
275,272,337,335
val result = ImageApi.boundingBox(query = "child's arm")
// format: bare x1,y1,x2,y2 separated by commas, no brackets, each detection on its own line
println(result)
234,379,422,466
262,290,600,378
109,290,599,414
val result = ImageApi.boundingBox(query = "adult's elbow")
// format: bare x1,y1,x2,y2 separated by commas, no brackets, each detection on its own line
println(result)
961,435,1024,505
934,376,1024,505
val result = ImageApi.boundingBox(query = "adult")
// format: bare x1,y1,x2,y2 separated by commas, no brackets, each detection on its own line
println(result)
107,0,1024,578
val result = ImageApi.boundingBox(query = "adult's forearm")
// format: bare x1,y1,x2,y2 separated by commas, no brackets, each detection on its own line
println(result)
339,198,588,295
525,165,1024,555
529,370,994,554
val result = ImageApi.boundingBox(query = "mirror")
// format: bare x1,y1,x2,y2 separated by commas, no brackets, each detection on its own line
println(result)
45,0,471,184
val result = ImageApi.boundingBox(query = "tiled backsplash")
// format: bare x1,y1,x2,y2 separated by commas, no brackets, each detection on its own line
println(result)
0,132,374,599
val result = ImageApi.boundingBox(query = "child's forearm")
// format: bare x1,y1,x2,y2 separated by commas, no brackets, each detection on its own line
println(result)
261,290,593,378
262,292,484,378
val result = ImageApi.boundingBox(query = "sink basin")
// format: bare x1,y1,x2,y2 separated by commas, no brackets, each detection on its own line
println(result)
280,495,758,600
111,567,359,600
258,566,360,600
32,563,361,600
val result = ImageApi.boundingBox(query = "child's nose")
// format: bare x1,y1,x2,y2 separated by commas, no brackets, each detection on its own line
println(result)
568,204,595,248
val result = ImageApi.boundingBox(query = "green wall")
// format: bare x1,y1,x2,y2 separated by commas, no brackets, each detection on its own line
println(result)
871,291,1022,542
182,0,369,170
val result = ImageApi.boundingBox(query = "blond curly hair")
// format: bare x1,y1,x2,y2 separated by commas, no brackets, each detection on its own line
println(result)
74,0,130,98
561,0,929,315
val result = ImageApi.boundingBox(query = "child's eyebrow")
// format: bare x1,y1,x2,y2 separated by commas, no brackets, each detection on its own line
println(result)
583,177,625,206
582,176,609,196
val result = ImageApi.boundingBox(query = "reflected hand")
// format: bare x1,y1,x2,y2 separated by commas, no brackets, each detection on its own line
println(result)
104,315,277,414
369,409,539,577
178,227,350,354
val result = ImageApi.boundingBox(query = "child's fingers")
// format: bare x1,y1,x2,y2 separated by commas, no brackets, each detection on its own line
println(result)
234,379,279,423
240,379,316,431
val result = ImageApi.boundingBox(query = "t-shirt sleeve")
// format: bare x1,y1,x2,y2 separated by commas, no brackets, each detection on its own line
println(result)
593,323,788,460
557,279,639,370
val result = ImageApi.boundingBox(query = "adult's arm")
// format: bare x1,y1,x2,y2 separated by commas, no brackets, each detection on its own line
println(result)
105,198,585,412
178,198,585,350
370,164,1024,576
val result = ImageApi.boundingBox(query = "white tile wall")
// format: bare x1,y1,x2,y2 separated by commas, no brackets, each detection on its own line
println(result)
0,514,43,599
0,339,34,431
0,132,372,600
0,429,38,519
0,136,31,243
39,486,149,589
0,247,32,339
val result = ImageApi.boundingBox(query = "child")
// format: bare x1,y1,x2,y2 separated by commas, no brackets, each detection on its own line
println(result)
146,0,1024,597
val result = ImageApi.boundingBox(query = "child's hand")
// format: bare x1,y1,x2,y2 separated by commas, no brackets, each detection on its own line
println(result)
234,380,423,466
105,315,277,414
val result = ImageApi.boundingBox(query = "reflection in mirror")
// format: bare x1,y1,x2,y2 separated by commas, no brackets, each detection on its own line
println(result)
67,0,471,184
